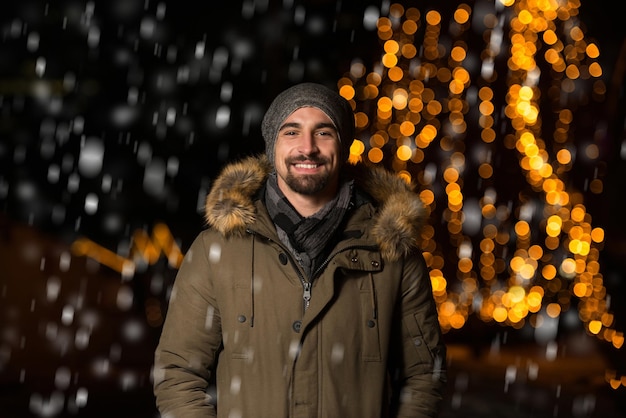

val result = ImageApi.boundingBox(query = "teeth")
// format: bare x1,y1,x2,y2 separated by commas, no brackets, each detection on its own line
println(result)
295,163,319,169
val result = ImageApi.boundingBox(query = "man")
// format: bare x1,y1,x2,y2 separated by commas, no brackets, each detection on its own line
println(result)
153,82,447,417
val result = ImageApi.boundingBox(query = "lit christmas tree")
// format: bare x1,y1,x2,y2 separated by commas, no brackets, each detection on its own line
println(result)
339,0,623,389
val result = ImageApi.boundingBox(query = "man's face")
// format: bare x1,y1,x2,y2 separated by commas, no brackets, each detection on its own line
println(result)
274,106,342,200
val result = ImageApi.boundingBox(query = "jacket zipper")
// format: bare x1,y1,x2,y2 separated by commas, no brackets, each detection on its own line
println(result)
302,281,311,311
298,245,379,312
247,228,313,313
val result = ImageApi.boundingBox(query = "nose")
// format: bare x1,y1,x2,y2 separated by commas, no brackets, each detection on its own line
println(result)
297,131,319,154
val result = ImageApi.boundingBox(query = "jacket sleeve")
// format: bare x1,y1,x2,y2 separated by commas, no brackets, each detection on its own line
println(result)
153,233,222,418
391,250,447,418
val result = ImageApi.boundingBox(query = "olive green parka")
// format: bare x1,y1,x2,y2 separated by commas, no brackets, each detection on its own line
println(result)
154,155,447,418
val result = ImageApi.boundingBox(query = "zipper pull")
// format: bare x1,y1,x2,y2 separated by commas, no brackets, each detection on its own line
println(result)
302,282,312,310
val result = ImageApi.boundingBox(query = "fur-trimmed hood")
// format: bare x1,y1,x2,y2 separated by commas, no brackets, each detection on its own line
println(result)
204,155,428,261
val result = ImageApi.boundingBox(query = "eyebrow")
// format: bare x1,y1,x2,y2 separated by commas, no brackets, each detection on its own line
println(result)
278,122,337,132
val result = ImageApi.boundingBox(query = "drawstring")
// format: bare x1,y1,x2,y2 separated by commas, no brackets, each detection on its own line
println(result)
250,236,255,327
368,272,377,320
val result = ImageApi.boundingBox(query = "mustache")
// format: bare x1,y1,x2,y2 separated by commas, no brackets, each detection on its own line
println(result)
287,155,328,164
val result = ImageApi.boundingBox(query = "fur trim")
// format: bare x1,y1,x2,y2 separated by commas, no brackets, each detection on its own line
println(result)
205,155,427,260
345,162,427,260
204,155,272,237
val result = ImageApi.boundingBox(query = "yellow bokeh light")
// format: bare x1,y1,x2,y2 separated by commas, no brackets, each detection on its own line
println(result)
589,62,602,77
591,227,605,243
448,189,463,206
454,8,470,25
396,145,412,161
528,245,543,260
546,303,561,318
517,10,532,25
426,100,443,115
425,10,441,26
450,314,466,329
392,88,409,109
493,306,508,322
571,205,586,222
589,320,603,335
515,220,530,237
543,30,557,45
377,96,393,112
478,163,493,179
339,84,355,100
569,26,584,42
566,64,580,80
420,189,435,205
586,43,600,58
556,148,571,164
398,121,415,136
508,286,526,303
350,139,365,156
573,282,589,298
542,265,556,281
355,112,369,129
382,53,398,68
546,215,562,237
388,66,404,82
384,40,400,54
420,124,438,141
443,167,459,183
450,46,467,62
449,79,465,95
402,43,417,59
479,101,495,116
560,258,577,276
367,147,384,164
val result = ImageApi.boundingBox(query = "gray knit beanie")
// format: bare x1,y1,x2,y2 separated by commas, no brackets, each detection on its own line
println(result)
261,82,355,166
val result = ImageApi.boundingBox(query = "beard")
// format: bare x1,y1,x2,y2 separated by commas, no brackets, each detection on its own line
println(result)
282,156,332,195
284,171,329,195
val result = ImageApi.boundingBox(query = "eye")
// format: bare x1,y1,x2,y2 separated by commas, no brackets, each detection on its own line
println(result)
316,129,335,137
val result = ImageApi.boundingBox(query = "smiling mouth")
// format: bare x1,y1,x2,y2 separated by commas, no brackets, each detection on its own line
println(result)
293,163,321,169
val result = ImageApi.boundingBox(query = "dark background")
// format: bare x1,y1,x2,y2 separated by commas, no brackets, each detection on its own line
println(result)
1,1,625,417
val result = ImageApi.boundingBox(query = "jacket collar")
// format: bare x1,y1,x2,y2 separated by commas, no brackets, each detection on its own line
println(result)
204,155,428,261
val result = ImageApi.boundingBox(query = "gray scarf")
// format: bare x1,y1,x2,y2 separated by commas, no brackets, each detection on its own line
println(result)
265,172,353,279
